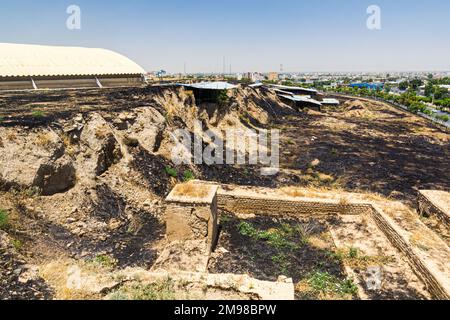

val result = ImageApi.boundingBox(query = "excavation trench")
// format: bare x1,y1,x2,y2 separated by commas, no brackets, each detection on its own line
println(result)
163,182,449,300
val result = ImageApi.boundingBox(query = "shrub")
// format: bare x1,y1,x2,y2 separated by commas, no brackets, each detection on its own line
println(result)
109,279,175,300
217,90,229,106
306,271,358,298
91,254,117,269
165,166,178,178
0,210,9,230
435,114,449,122
182,170,195,182
31,110,45,117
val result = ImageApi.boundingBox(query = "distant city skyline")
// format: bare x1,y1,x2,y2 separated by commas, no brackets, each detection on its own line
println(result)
1,0,449,73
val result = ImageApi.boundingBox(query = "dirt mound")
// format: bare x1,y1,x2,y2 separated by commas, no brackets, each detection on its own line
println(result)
0,128,76,195
344,100,366,110
343,100,375,118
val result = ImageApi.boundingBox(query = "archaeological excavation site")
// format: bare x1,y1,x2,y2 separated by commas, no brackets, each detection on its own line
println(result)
0,84,449,301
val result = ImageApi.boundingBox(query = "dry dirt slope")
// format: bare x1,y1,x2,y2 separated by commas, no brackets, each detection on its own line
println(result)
0,86,294,299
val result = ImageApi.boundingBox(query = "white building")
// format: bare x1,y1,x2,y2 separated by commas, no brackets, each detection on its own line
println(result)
0,43,146,90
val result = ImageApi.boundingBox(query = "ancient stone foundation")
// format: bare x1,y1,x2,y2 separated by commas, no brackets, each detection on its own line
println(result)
163,182,450,300
165,184,219,254
217,192,373,216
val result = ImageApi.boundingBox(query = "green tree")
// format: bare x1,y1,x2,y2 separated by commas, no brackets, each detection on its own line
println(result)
409,78,423,90
425,83,435,97
399,81,409,91
434,87,449,100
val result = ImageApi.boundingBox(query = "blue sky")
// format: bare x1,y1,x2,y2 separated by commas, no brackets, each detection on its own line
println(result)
1,0,449,72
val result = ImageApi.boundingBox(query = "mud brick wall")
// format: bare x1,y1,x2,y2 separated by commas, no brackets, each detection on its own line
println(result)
165,195,218,253
215,189,449,300
165,182,449,300
217,192,373,217
371,206,450,300
418,192,449,226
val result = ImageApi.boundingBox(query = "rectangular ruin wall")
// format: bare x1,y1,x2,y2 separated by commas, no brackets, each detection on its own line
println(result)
165,193,218,254
370,206,449,300
217,192,373,217
164,182,449,300
418,191,450,226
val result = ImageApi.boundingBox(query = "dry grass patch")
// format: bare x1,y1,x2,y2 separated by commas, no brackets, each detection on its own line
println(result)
172,182,212,199
94,125,109,139
308,233,333,250
39,259,102,300
280,187,307,198
35,132,54,148
329,247,395,269
6,132,17,141
410,232,434,252
279,186,346,199
311,117,357,131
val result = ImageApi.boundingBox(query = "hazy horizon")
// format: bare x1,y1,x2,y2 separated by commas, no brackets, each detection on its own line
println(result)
1,0,450,73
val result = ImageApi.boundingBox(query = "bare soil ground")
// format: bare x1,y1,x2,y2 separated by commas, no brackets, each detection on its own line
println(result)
330,213,430,300
209,213,353,300
209,210,431,300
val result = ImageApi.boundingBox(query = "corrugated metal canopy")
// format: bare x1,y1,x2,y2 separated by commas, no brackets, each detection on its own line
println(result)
270,84,318,94
322,98,340,105
273,88,294,96
0,43,146,78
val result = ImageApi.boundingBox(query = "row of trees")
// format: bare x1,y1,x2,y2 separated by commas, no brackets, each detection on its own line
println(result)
398,77,449,101
331,86,449,123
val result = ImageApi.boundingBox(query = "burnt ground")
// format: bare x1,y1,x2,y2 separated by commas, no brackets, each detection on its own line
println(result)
0,86,168,127
208,214,352,300
276,99,450,207
2,186,165,269
0,200,165,300
0,248,54,300
1,88,447,208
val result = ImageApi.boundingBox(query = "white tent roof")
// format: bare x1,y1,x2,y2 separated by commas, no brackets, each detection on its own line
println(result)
0,43,146,78
180,81,238,90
